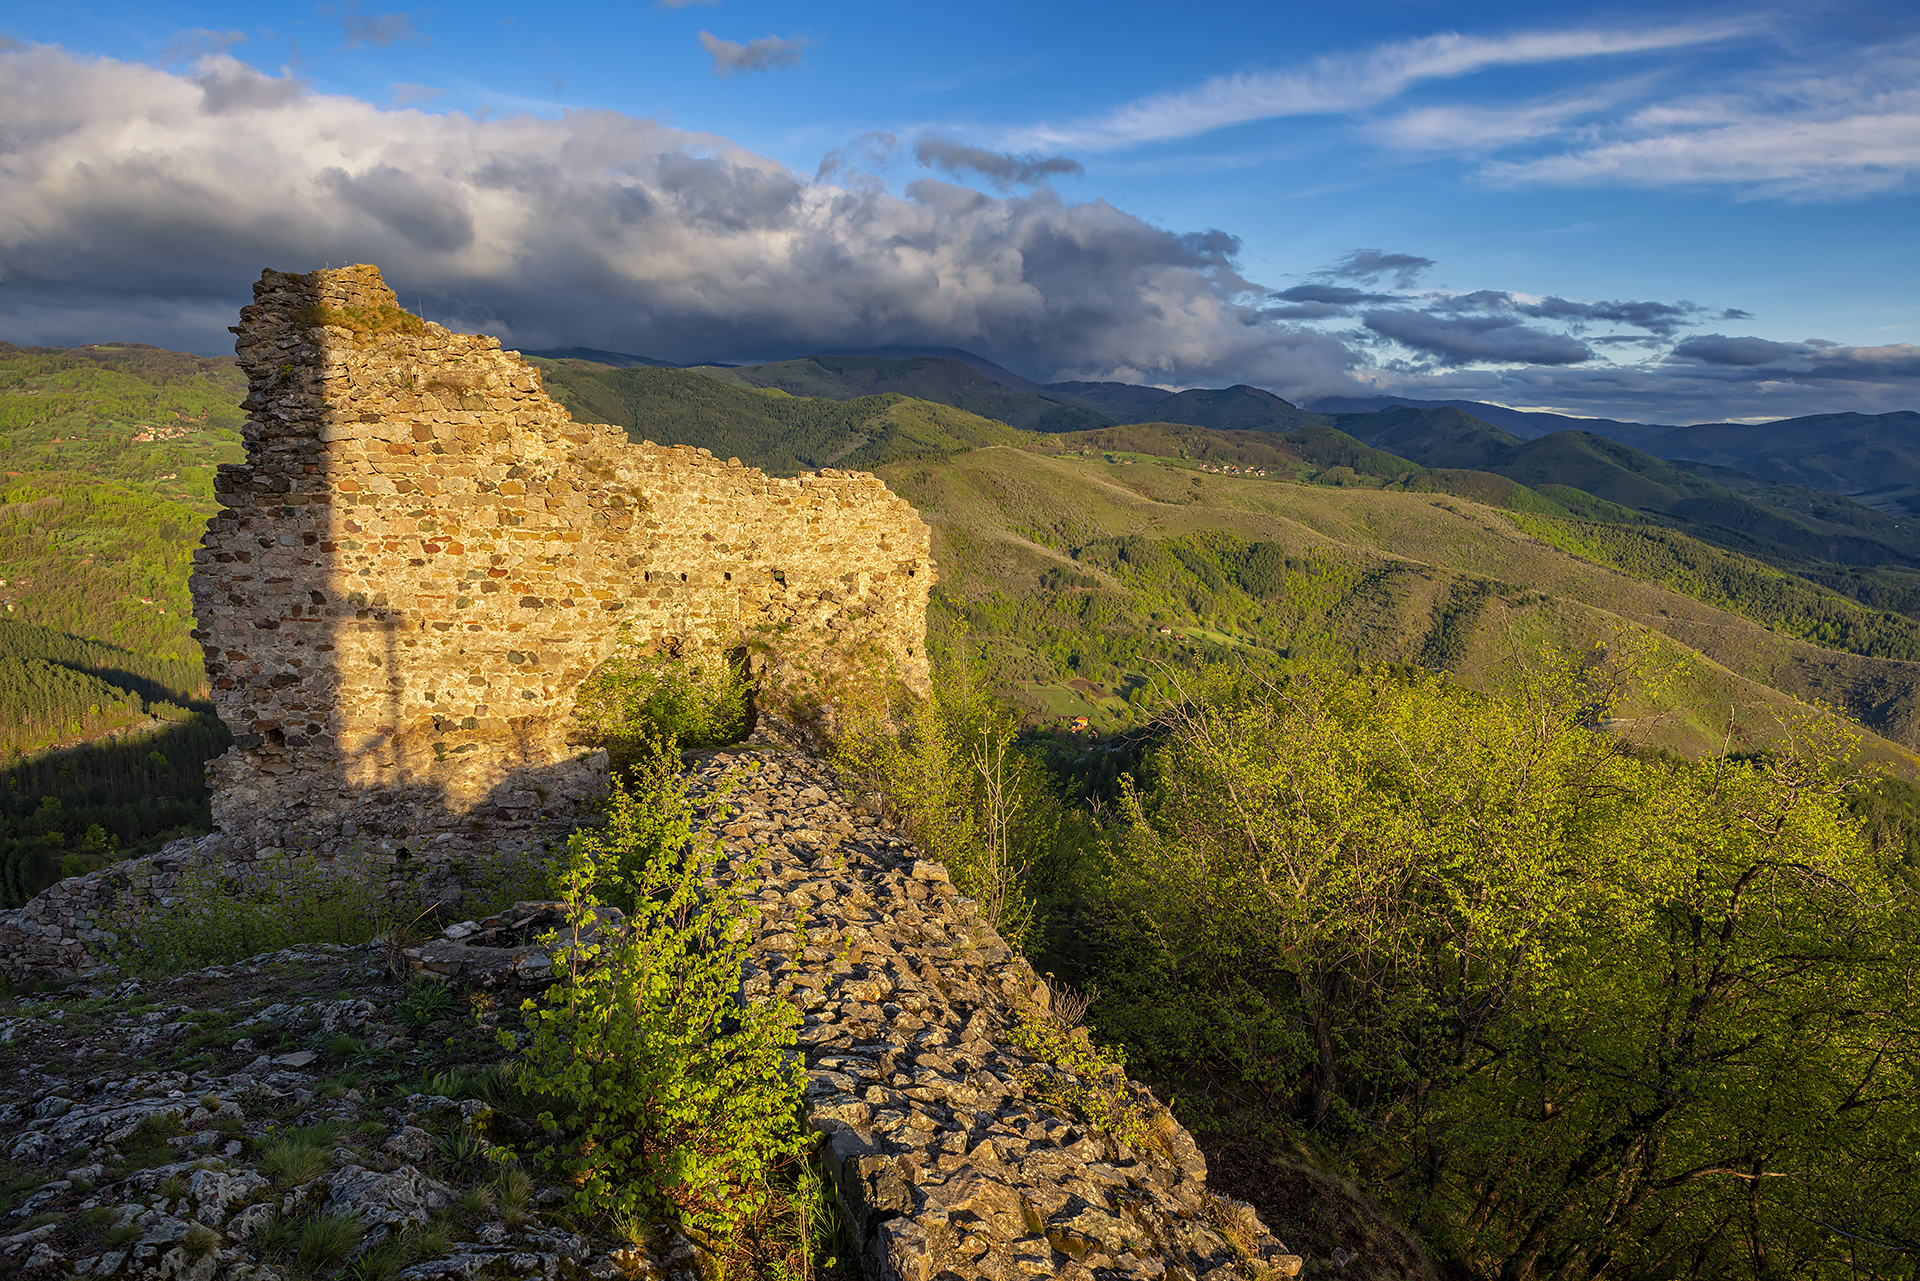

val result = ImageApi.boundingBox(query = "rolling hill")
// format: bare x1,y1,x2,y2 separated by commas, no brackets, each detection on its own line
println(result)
10,338,1920,898
530,362,1034,472
677,353,1108,432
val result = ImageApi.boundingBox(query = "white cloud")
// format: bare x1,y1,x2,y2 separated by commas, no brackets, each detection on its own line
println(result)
1479,39,1920,197
0,44,1356,398
1008,21,1746,151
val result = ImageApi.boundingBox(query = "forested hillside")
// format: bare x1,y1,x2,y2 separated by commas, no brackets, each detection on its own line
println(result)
0,345,239,904
533,361,1030,471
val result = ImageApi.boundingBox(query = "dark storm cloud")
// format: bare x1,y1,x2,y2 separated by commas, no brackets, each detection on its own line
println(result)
1271,284,1400,306
1671,335,1920,381
1672,333,1808,366
698,31,809,76
1365,309,1595,365
1434,291,1715,336
913,134,1084,190
320,165,475,252
1318,249,1436,288
0,46,1358,400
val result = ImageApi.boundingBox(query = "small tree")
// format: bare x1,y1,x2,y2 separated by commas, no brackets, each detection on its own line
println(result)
515,765,808,1255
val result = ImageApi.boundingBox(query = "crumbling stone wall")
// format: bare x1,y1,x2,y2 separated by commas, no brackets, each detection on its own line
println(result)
189,265,932,871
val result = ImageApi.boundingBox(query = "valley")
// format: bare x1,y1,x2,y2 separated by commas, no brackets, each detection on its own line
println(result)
7,336,1920,901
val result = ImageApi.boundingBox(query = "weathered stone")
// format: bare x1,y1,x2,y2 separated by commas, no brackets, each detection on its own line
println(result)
327,1164,455,1228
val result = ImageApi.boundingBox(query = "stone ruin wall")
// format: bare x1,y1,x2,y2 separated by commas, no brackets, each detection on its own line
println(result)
0,265,1311,1280
190,264,932,876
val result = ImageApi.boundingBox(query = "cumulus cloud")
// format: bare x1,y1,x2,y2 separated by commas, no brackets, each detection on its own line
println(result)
1365,310,1594,365
913,134,1082,189
193,58,309,114
161,28,247,64
0,43,1357,400
698,31,809,76
0,43,1910,425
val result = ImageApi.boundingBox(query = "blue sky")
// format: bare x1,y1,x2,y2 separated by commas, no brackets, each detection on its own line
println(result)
2,0,1916,422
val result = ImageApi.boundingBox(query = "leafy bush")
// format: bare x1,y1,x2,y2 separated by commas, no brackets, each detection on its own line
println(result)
572,637,750,768
116,856,411,977
1089,650,1920,1279
1005,1005,1154,1150
513,768,808,1255
831,637,1049,947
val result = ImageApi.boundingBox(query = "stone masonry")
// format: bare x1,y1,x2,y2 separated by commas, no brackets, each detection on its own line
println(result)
190,264,932,870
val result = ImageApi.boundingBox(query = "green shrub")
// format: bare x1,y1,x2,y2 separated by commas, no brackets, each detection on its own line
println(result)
117,856,414,977
1005,1006,1154,1149
395,978,457,1029
513,768,807,1254
572,637,750,767
831,636,1047,947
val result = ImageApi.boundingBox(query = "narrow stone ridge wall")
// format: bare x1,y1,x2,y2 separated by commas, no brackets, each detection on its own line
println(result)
191,264,932,869
690,749,1303,1281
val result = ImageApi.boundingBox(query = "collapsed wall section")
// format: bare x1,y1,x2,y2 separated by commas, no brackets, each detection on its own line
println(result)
189,264,932,874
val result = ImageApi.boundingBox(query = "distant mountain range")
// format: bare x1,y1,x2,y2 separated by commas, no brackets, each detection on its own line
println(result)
530,346,1919,513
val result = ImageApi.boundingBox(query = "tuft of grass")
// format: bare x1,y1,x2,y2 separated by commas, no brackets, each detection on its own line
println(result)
434,1126,489,1182
182,1224,219,1262
342,1234,409,1281
288,1213,366,1278
453,1183,497,1224
396,979,457,1029
260,1122,345,1187
291,302,426,347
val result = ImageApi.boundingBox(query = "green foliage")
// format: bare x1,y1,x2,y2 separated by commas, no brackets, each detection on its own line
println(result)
1513,512,1920,660
260,1124,338,1187
0,708,227,906
115,857,410,977
1005,1006,1155,1149
513,770,808,1254
291,303,427,345
693,352,1109,433
571,639,750,768
832,638,1050,946
0,476,216,661
396,977,459,1028
1082,650,1920,1279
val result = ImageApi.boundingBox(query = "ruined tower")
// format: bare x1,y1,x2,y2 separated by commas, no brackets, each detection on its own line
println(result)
189,265,932,871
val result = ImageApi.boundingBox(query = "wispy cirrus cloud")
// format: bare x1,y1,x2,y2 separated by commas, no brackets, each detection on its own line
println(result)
1376,38,1920,198
1007,20,1748,151
1484,100,1920,197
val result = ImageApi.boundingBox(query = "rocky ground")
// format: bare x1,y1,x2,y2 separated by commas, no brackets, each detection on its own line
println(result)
0,945,695,1281
0,743,1306,1281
